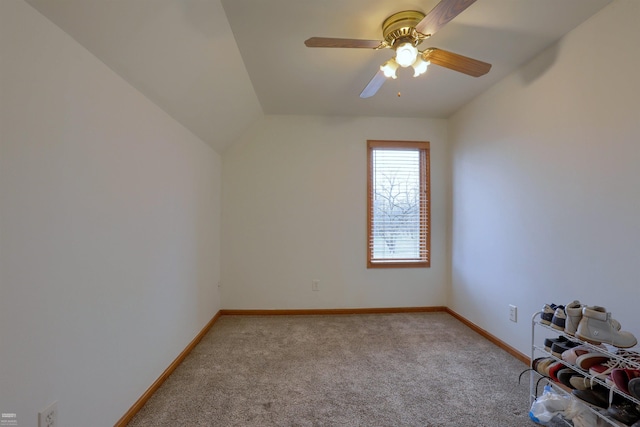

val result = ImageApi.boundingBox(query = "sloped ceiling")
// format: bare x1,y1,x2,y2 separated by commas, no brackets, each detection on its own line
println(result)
25,0,612,153
24,0,262,153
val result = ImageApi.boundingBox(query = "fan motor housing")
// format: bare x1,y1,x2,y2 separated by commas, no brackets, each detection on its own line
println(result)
382,10,426,46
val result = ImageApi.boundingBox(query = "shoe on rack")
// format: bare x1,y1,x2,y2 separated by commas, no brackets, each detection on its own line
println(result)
565,301,622,335
564,300,583,336
591,350,640,386
562,346,590,365
589,357,628,380
605,401,640,425
572,385,610,409
565,300,621,336
534,358,555,376
541,303,558,325
615,349,640,365
557,368,582,389
551,306,566,331
550,342,577,358
611,368,640,395
548,362,564,382
532,357,550,373
575,306,637,348
569,375,591,390
544,335,572,352
629,377,640,400
562,344,605,365
575,352,611,370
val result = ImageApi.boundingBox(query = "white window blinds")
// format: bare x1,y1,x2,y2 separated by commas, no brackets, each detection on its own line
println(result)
367,140,430,268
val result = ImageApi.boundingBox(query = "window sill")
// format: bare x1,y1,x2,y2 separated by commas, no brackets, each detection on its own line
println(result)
367,261,430,269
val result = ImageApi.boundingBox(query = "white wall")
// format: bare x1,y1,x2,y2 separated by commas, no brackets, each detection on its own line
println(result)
0,1,221,426
449,0,640,355
222,115,449,309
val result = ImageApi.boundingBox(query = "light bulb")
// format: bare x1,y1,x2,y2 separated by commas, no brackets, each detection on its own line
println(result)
395,42,418,68
412,57,430,77
380,59,399,79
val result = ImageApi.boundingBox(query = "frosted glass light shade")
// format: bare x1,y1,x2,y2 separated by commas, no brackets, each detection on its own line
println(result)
380,59,399,79
395,42,418,67
412,57,430,77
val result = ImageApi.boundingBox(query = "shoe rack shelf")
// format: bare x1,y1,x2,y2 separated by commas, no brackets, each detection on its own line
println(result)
530,311,640,427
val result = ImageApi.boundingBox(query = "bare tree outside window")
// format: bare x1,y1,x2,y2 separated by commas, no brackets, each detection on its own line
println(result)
372,150,420,258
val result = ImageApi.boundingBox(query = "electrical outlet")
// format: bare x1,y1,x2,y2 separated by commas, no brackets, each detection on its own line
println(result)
39,401,57,427
312,280,319,291
509,305,517,322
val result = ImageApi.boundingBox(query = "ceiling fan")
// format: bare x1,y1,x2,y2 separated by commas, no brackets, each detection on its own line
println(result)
304,0,491,98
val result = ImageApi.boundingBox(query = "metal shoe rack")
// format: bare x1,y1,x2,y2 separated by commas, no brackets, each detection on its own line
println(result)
531,311,640,427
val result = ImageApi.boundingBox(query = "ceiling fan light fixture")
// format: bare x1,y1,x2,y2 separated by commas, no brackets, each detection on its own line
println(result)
412,57,430,77
395,42,418,67
380,59,399,79
305,3,492,99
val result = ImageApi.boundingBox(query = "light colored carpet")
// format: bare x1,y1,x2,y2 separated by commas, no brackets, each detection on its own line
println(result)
127,312,538,426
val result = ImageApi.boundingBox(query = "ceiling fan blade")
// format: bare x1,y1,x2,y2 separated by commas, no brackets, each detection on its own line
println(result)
360,69,387,98
415,0,477,37
305,37,382,49
423,48,491,77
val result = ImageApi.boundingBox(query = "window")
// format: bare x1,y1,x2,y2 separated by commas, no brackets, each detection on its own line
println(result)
367,140,430,268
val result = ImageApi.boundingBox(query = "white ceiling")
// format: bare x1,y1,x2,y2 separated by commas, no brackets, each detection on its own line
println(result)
24,0,612,153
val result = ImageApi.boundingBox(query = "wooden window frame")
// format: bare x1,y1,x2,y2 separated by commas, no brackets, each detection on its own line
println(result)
367,140,431,269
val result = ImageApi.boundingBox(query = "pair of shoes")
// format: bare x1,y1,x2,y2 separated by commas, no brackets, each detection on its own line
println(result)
575,306,637,348
564,300,622,335
611,368,640,396
541,303,558,325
